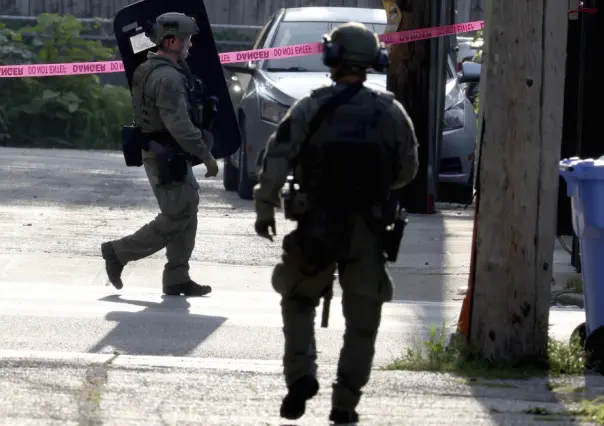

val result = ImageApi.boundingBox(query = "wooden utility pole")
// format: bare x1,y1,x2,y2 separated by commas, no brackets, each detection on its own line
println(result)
467,0,568,363
383,0,443,214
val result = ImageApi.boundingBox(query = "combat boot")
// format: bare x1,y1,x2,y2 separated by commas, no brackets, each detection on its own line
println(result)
280,375,319,420
329,408,359,424
101,242,124,290
331,380,361,424
163,280,212,297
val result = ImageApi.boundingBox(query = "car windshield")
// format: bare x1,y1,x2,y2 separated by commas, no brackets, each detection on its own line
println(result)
264,21,388,74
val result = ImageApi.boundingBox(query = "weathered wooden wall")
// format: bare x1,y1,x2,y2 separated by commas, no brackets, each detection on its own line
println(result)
456,0,484,24
0,0,385,24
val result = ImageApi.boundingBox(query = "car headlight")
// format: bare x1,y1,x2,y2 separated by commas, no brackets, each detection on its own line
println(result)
442,83,465,131
443,103,465,131
260,96,289,124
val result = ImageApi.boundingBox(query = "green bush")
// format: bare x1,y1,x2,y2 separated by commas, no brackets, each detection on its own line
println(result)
471,29,483,117
0,13,131,149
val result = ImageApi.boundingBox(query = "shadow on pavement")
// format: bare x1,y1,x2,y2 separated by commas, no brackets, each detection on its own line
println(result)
0,146,253,212
390,206,473,304
396,207,582,425
385,206,472,363
88,294,226,357
467,376,585,424
458,233,583,424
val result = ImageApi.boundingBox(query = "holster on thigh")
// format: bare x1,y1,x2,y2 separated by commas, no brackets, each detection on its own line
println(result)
271,229,337,301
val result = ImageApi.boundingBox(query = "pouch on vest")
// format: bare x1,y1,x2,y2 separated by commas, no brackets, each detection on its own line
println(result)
121,125,150,167
122,62,172,168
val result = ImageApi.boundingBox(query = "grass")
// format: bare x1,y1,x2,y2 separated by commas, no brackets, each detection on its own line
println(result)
384,323,604,423
546,382,587,393
453,377,518,388
384,324,586,379
575,398,604,424
566,276,584,294
526,398,604,424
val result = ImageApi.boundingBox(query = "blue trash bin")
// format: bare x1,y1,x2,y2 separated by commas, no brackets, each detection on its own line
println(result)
560,157,604,356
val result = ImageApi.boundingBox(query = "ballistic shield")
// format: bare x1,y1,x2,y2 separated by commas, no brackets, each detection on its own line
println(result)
113,0,241,159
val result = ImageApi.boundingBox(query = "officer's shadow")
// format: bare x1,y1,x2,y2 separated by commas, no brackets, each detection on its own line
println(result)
88,294,227,357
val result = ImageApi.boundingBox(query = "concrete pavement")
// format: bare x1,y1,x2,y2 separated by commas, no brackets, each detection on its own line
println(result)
0,147,574,302
0,276,585,364
0,147,592,424
2,352,604,425
0,146,475,302
0,266,591,425
0,268,589,425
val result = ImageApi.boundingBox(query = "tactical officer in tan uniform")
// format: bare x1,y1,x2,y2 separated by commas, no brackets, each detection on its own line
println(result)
253,22,419,423
101,13,218,297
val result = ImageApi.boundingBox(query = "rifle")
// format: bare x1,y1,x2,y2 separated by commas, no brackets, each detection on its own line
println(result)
321,276,334,328
382,198,409,263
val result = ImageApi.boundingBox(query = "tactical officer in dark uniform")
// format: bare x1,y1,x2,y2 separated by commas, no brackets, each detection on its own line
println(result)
101,12,218,296
253,22,419,424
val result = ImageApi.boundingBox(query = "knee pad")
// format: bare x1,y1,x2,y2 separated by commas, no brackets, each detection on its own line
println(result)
282,296,318,312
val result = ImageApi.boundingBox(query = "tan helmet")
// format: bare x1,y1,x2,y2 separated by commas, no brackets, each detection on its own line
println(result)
147,12,199,45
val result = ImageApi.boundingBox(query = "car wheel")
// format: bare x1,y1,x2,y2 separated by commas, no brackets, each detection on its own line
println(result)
223,155,239,192
461,167,475,205
237,117,257,200
571,322,587,348
237,147,256,200
438,168,474,205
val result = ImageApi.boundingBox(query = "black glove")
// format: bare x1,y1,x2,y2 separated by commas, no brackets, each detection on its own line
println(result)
253,185,277,241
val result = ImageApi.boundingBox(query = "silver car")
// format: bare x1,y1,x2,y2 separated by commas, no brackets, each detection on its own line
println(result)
223,6,479,200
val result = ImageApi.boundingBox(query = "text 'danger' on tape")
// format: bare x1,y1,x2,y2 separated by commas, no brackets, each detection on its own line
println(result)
0,20,484,79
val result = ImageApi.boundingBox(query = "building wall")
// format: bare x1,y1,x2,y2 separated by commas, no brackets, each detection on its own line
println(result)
0,0,385,24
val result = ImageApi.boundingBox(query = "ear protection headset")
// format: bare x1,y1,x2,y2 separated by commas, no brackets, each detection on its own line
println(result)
143,15,196,44
321,34,390,72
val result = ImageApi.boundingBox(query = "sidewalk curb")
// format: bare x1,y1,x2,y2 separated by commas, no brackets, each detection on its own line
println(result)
552,291,584,308
0,350,338,373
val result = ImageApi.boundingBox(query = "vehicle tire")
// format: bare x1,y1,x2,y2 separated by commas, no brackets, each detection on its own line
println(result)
237,117,257,200
571,322,587,348
238,147,256,200
439,168,474,205
461,167,475,205
223,156,239,192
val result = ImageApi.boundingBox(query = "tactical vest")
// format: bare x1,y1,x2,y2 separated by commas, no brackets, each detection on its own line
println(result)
133,59,215,133
132,61,173,131
187,76,219,131
297,87,398,210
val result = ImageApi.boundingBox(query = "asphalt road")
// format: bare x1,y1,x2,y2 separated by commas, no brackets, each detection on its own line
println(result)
3,356,602,425
0,147,589,425
0,146,475,301
0,146,481,367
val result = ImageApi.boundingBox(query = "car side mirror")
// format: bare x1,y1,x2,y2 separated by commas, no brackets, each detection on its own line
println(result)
223,62,257,75
459,61,481,83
